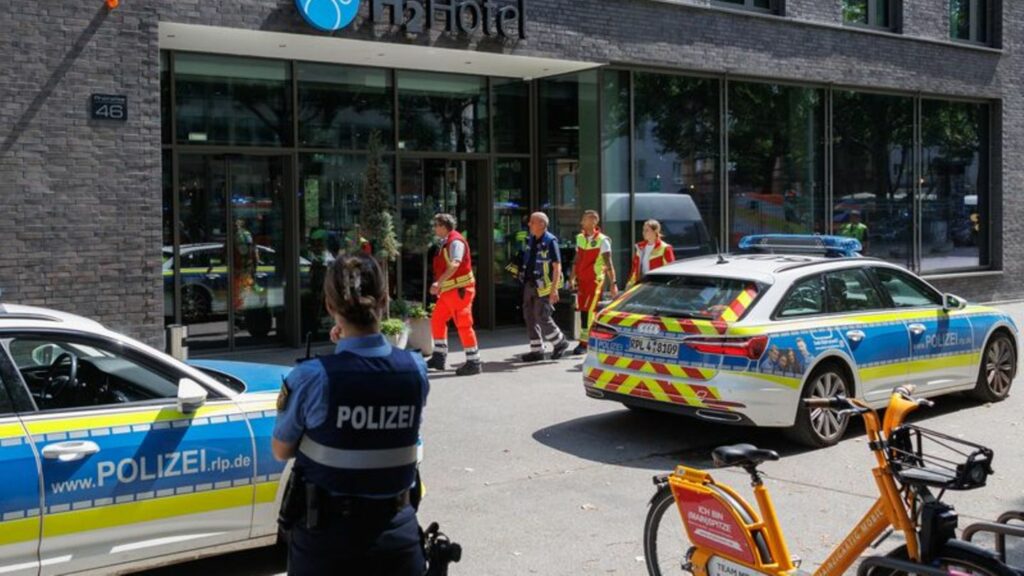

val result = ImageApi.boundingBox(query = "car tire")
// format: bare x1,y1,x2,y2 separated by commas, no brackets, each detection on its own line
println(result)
181,286,211,323
785,362,851,448
970,332,1016,403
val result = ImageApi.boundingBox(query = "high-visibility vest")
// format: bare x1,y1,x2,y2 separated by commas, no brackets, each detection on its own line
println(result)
433,230,475,293
839,222,868,243
575,230,609,285
628,240,675,286
295,347,425,497
520,231,564,296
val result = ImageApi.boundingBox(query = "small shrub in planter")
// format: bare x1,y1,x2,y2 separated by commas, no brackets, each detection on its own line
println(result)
405,303,433,356
381,318,410,348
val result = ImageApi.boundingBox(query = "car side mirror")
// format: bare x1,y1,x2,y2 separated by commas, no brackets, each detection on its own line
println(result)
943,293,967,312
177,378,208,414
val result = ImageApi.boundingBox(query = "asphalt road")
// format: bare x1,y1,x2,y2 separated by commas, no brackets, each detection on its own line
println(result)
143,304,1024,575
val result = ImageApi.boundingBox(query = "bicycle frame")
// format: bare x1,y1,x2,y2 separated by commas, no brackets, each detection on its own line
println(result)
668,392,924,576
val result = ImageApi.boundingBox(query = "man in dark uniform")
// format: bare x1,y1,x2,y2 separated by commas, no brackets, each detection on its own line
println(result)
273,255,428,576
519,211,570,362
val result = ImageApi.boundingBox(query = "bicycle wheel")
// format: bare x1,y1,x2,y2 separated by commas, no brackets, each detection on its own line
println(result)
643,484,692,576
868,542,1018,576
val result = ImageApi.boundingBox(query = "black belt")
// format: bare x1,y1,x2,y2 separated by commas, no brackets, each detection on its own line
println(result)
323,489,411,518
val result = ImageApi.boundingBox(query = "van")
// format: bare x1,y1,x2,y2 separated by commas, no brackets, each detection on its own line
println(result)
602,193,714,260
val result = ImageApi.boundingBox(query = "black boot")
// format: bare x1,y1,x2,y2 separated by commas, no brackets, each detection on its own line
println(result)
427,352,447,371
551,339,570,359
521,350,545,363
455,361,482,376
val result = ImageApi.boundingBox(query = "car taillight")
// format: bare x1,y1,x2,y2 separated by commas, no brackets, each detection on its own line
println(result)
685,335,768,360
590,323,617,341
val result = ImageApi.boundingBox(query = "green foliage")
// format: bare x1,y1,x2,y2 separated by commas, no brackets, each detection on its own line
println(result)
360,131,401,263
380,318,408,337
407,303,430,320
389,298,412,319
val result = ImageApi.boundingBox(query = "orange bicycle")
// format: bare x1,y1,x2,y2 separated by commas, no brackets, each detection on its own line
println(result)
643,386,1015,576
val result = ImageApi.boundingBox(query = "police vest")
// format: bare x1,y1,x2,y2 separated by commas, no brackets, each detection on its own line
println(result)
521,232,564,297
575,230,608,285
433,230,475,293
296,348,425,497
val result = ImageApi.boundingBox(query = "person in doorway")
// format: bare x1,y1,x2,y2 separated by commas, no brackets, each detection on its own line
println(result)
569,210,618,356
427,213,482,376
626,219,676,289
838,209,869,254
272,255,428,576
518,212,569,362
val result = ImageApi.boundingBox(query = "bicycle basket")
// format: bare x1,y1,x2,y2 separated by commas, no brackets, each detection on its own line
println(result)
886,425,994,491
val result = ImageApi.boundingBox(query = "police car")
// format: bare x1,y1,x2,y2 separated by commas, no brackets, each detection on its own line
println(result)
583,235,1019,447
0,304,292,575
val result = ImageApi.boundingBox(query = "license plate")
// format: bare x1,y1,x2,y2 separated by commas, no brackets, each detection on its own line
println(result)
628,337,680,358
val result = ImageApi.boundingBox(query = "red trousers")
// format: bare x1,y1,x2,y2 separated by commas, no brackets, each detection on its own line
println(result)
576,281,602,345
432,287,478,349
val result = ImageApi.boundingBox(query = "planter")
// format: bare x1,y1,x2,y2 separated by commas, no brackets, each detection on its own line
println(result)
406,317,433,357
383,322,410,349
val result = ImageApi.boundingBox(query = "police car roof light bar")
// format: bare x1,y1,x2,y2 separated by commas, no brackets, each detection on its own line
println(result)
738,234,862,258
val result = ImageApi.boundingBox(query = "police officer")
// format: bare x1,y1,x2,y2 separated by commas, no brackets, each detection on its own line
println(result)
273,254,428,576
838,209,869,254
519,212,570,362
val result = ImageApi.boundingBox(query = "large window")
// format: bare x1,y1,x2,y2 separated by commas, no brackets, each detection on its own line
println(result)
727,82,825,247
714,0,773,12
493,79,530,153
600,70,632,282
174,54,291,147
634,72,720,259
397,71,488,153
920,99,990,272
832,91,914,266
297,63,393,150
950,0,990,44
844,0,894,29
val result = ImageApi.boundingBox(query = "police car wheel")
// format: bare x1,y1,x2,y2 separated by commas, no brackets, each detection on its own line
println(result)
786,363,851,448
971,333,1015,403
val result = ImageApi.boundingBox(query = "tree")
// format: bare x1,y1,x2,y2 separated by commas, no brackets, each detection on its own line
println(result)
359,130,401,314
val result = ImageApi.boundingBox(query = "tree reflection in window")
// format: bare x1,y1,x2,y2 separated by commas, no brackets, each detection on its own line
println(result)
726,82,825,247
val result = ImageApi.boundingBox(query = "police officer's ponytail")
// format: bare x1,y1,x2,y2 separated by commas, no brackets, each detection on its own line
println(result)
324,255,386,328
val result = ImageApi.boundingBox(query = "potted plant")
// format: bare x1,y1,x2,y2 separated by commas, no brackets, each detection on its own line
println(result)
381,318,409,349
405,303,433,356
359,130,401,314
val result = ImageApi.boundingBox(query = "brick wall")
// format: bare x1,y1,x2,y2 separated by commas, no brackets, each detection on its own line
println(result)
0,0,1018,346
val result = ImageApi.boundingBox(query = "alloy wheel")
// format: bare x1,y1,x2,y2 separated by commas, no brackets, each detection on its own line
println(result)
808,372,849,442
985,338,1014,397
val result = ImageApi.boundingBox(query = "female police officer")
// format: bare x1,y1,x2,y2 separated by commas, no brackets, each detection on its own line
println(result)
272,254,429,575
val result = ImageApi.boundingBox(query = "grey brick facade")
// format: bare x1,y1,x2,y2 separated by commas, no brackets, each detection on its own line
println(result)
0,0,1017,346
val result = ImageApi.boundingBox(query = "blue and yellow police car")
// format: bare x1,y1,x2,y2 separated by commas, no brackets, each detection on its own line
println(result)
0,304,291,575
583,235,1019,447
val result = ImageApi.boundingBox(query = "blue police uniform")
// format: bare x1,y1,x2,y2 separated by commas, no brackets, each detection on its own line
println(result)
519,230,568,357
274,334,429,576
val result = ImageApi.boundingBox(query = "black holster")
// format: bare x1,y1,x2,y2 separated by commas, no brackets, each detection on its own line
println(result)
277,467,306,533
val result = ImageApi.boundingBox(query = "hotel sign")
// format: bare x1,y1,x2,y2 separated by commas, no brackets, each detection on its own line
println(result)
371,0,526,39
295,0,526,38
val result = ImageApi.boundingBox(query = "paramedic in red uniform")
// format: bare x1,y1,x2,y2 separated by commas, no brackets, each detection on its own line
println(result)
427,213,482,376
569,210,618,355
626,219,676,288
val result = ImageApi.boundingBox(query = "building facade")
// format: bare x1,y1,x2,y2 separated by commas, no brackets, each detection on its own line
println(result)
0,0,1013,350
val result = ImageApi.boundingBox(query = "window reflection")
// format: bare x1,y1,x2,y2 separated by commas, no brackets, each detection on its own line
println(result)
920,100,989,272
832,90,913,266
297,63,393,150
175,54,290,147
600,70,632,282
397,71,488,153
634,73,719,259
727,82,825,247
493,79,529,153
299,154,393,339
494,159,529,325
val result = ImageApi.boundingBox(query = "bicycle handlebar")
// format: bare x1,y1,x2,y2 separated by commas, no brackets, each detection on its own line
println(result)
803,387,934,411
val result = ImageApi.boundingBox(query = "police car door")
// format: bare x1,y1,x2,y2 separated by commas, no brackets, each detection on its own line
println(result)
0,352,41,576
870,267,975,392
1,331,256,575
821,268,911,404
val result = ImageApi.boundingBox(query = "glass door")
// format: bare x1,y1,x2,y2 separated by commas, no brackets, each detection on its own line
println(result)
494,159,529,326
399,158,490,326
174,154,291,350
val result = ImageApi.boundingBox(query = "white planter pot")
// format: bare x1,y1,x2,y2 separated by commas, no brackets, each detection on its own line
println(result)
406,317,434,357
385,324,410,349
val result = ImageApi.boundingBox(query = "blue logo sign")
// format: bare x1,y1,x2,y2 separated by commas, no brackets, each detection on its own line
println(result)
296,0,360,32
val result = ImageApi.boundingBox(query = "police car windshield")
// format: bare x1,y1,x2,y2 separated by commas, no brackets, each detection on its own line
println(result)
616,275,760,321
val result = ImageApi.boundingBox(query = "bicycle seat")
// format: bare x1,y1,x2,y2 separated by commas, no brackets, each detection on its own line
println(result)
712,444,780,469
